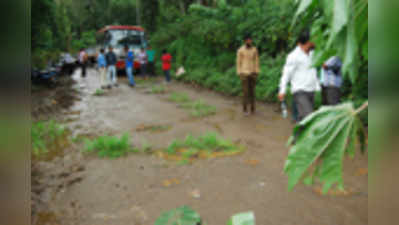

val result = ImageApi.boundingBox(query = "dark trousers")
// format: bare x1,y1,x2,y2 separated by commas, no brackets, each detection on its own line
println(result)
140,63,147,77
293,91,315,122
322,86,341,105
148,62,155,76
164,70,171,82
240,75,257,113
81,62,87,77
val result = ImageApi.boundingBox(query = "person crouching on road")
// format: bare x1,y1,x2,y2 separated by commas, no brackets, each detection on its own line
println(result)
278,31,321,122
236,34,260,116
106,46,118,87
320,56,343,105
124,46,136,87
97,48,109,89
161,49,172,83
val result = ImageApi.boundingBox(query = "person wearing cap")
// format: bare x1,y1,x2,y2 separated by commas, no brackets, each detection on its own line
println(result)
236,34,260,116
278,31,321,122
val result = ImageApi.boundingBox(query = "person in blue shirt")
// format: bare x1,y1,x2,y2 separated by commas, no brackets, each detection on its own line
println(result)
97,48,109,89
124,46,135,87
320,56,343,105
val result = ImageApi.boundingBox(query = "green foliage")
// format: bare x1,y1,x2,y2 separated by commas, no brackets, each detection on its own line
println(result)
155,206,255,225
94,89,105,96
227,212,255,225
181,100,217,117
31,121,66,156
294,0,368,84
168,92,192,103
155,206,201,225
84,133,133,158
151,85,167,94
284,103,367,194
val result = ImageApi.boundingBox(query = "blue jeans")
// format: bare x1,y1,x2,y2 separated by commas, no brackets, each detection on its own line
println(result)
164,70,171,82
107,65,117,85
126,67,135,85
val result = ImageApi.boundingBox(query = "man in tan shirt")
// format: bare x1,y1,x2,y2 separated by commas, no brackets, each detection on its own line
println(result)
237,35,260,115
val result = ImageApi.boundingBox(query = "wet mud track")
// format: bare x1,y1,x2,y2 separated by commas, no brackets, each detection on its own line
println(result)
33,69,368,225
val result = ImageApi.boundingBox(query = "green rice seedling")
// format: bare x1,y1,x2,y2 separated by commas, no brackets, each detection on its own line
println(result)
151,85,166,94
168,92,191,103
84,133,134,158
94,89,105,96
182,100,217,117
162,132,244,164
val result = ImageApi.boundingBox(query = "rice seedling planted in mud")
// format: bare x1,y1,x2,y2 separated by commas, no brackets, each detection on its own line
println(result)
84,133,137,158
150,85,166,94
168,92,191,103
182,100,217,117
160,133,244,164
31,121,66,156
94,89,105,96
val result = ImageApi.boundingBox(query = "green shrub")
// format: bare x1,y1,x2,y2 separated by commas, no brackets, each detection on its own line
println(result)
84,133,134,158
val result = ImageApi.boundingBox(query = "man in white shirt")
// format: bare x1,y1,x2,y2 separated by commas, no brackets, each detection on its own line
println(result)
278,32,321,122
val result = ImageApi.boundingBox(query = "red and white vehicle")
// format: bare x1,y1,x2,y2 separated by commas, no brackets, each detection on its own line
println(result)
96,25,148,71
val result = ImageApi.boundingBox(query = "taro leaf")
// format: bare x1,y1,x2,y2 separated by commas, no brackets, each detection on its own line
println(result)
155,206,201,225
227,212,255,225
284,103,359,193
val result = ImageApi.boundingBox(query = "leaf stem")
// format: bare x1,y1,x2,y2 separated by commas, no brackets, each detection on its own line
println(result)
354,101,368,115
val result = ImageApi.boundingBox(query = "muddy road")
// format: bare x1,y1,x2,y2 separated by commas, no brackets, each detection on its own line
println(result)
33,69,368,225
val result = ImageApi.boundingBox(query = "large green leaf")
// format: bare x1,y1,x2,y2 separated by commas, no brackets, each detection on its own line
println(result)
155,206,201,225
343,19,359,83
284,103,360,192
327,0,349,47
227,212,255,225
293,0,314,25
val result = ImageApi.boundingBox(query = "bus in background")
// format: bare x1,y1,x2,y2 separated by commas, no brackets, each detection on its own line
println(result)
96,25,147,72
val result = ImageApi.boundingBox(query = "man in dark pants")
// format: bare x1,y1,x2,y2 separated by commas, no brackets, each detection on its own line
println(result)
321,56,343,105
278,31,320,122
236,34,260,116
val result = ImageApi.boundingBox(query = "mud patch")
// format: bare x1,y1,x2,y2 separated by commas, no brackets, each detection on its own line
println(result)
136,124,173,133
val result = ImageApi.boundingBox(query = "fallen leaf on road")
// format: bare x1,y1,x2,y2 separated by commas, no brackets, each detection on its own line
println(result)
356,168,368,176
189,189,201,199
245,159,260,166
162,178,180,187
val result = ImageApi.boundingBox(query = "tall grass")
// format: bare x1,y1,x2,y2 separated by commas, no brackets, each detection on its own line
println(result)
31,121,66,156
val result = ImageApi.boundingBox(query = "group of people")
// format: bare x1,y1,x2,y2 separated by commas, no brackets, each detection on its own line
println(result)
236,31,343,122
91,45,172,89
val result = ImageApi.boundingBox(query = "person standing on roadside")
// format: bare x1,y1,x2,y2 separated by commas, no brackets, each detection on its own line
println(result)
146,45,156,76
236,34,260,116
97,48,109,89
106,46,118,87
79,48,88,78
124,46,136,87
161,49,172,83
278,31,320,122
320,56,343,105
138,47,148,78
